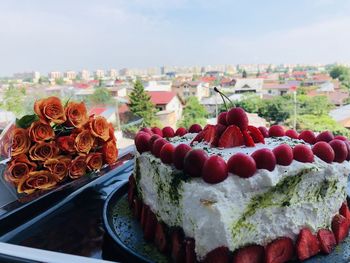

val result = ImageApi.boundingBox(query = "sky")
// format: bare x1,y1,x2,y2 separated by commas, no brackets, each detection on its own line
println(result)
1,0,350,76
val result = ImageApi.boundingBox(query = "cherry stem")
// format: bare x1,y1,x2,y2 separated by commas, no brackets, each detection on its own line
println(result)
214,87,234,110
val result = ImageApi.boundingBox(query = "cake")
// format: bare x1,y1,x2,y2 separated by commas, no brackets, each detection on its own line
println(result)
128,107,350,263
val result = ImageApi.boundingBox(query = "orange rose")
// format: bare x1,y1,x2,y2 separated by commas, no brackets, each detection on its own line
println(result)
29,141,59,161
86,153,103,171
11,128,31,157
56,135,76,153
75,130,94,153
65,101,88,128
34,96,66,124
44,156,71,181
17,171,57,194
5,154,37,185
89,116,110,141
69,155,87,179
102,140,118,164
108,123,117,143
28,121,55,142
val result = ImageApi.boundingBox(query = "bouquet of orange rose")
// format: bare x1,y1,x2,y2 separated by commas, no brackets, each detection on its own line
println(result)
0,96,118,195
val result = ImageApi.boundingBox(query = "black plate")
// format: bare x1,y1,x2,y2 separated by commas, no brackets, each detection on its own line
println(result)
103,181,170,263
104,181,350,263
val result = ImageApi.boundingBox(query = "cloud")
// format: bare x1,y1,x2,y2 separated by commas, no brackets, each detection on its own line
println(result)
216,16,350,64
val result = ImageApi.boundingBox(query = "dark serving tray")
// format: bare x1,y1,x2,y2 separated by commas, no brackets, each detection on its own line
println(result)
103,181,350,263
0,148,134,236
0,147,135,262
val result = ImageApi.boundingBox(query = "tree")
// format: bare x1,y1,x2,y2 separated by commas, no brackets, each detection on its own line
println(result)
0,84,26,117
242,70,247,78
55,78,64,85
330,65,350,80
129,80,158,126
178,96,208,128
89,87,114,105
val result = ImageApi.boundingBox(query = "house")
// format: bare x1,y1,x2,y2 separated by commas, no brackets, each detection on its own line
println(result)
144,80,172,92
262,81,299,96
171,81,210,101
88,106,117,124
148,91,184,128
230,78,264,94
330,104,350,129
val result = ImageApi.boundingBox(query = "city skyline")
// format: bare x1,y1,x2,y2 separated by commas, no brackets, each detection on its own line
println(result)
2,0,350,76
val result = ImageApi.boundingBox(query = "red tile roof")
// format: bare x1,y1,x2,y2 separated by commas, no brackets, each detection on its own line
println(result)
74,83,90,89
89,107,106,116
148,91,177,105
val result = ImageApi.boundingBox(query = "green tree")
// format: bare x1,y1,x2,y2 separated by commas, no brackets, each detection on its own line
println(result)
89,87,114,105
329,65,350,80
129,80,158,126
55,78,64,85
242,70,247,78
0,84,26,117
178,96,208,128
287,114,350,137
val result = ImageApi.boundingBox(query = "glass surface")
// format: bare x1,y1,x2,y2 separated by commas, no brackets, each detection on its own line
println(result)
0,156,134,262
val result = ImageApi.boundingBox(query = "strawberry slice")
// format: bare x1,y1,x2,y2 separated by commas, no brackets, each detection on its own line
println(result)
332,214,350,244
248,125,265,144
218,125,244,148
203,125,217,145
203,246,229,263
171,229,185,263
296,228,320,261
132,197,142,220
191,130,205,145
154,222,168,253
140,204,149,230
317,229,336,254
185,238,196,263
339,202,350,223
242,130,255,147
265,237,294,263
128,175,136,207
211,124,227,147
144,209,158,241
232,244,264,263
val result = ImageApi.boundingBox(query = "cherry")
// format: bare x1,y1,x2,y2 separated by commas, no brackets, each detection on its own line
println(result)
316,131,334,143
226,107,249,130
140,127,153,135
329,139,348,163
188,124,202,133
148,134,162,150
312,142,335,163
269,125,285,137
273,144,293,166
334,135,347,141
175,127,187,137
152,138,168,158
135,132,151,153
298,130,316,144
151,127,163,137
173,144,192,170
184,149,208,177
227,153,256,178
258,126,269,138
202,155,228,184
160,143,175,164
293,144,314,163
162,126,175,138
344,141,350,161
251,148,276,171
217,112,228,126
285,129,299,139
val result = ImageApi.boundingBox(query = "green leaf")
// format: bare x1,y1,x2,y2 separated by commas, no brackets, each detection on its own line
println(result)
16,114,39,128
